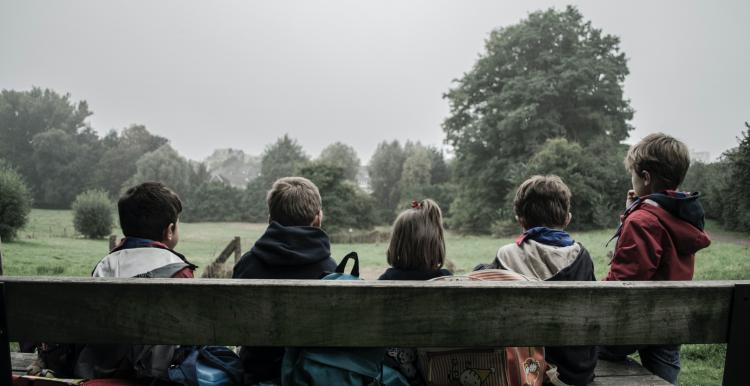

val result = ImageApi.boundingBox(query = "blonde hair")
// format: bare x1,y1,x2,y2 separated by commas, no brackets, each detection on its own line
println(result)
624,133,690,189
266,177,322,226
387,199,445,271
514,175,572,228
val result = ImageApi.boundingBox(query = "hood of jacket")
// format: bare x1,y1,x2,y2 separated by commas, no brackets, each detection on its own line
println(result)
494,240,594,281
646,191,706,231
250,221,332,267
637,202,711,256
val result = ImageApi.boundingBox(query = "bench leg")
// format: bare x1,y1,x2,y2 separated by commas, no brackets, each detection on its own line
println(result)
723,283,750,386
1,283,11,386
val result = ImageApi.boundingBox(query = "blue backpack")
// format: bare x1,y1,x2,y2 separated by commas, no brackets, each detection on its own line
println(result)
280,253,409,386
168,346,244,386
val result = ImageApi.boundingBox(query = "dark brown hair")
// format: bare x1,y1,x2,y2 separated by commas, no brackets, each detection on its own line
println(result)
624,133,690,189
514,175,571,229
118,182,182,241
267,177,322,226
387,199,445,271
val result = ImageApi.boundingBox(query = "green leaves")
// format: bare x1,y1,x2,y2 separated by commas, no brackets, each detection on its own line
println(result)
444,6,634,232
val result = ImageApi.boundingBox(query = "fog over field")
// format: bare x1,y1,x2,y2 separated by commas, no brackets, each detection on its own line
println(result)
1,0,748,162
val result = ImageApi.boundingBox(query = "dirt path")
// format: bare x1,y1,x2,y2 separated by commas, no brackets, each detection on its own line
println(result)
708,228,750,247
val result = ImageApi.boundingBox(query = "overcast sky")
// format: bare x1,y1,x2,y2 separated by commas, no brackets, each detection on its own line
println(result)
1,0,748,163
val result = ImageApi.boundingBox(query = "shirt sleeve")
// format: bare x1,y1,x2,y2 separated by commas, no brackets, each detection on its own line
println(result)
606,215,664,281
171,266,195,278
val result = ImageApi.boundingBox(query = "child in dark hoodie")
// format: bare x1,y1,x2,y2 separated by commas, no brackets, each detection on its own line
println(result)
232,176,337,384
600,133,711,385
474,175,596,386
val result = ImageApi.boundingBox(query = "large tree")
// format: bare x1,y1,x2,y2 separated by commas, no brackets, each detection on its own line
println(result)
91,125,168,197
317,142,361,181
444,6,633,232
259,134,309,184
0,88,92,204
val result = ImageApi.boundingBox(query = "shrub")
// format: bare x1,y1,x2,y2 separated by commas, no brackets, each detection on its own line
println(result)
72,189,113,239
0,162,32,241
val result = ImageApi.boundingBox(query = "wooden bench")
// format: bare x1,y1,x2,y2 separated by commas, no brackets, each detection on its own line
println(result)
1,278,748,385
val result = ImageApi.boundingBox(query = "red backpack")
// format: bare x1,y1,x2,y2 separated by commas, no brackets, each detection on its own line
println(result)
419,269,567,386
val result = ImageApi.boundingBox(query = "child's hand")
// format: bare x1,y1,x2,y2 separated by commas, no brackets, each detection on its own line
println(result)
625,190,637,208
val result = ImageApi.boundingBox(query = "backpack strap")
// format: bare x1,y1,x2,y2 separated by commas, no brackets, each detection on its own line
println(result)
335,252,359,277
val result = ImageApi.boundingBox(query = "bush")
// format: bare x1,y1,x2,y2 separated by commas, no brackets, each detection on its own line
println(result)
0,162,32,241
72,189,113,239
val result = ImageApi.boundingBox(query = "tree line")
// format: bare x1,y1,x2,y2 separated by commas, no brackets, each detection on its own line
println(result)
2,6,748,240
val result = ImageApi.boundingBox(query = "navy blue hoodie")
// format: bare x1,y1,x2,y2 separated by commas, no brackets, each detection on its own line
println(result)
232,221,337,383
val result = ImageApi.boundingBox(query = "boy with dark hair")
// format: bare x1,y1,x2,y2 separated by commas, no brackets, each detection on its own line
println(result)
233,176,337,383
74,182,196,380
475,175,596,386
93,181,195,278
600,133,711,385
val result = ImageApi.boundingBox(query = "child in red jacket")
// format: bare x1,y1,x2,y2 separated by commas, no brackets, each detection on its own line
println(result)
600,133,711,385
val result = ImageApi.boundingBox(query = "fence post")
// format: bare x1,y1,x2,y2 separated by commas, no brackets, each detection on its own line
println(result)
1,283,11,386
108,235,117,251
234,237,241,264
723,283,750,386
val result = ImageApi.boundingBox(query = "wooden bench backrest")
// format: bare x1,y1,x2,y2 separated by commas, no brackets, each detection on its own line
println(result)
1,277,746,346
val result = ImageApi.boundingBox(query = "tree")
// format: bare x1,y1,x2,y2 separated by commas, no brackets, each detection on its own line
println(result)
0,161,32,241
514,138,630,230
91,125,168,197
259,134,309,184
72,189,113,239
299,162,376,232
717,123,750,231
31,128,103,208
368,141,406,222
318,142,361,181
399,146,433,202
443,6,633,232
124,144,193,199
0,88,92,193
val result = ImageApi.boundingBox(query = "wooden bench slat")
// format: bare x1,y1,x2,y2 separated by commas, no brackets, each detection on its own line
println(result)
2,277,742,347
590,374,671,386
594,359,652,377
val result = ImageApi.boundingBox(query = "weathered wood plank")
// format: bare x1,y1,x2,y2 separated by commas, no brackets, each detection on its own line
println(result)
1,278,742,347
594,359,652,377
10,352,34,373
590,374,671,386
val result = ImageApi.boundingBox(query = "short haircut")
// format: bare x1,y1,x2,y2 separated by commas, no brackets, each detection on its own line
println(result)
387,199,445,271
514,175,571,229
267,177,322,226
118,182,183,241
624,133,690,189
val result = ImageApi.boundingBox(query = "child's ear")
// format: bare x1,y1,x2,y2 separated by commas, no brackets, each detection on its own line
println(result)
565,212,572,228
310,210,323,227
641,170,652,187
163,223,176,243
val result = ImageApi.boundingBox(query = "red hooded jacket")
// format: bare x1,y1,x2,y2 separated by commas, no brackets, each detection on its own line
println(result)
606,194,711,281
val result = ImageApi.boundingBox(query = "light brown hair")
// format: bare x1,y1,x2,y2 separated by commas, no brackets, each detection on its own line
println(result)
387,199,445,271
267,177,322,226
514,175,571,229
624,133,690,189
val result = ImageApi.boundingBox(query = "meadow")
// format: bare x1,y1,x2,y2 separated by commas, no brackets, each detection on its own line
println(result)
2,209,748,385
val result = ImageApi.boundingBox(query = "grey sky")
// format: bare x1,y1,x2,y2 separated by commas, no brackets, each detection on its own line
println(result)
1,0,748,162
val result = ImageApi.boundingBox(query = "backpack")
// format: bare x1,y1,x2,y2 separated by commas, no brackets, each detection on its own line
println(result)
418,270,567,386
280,253,409,386
167,346,244,386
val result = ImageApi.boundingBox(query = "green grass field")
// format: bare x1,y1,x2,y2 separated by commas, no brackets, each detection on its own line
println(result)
2,209,748,385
